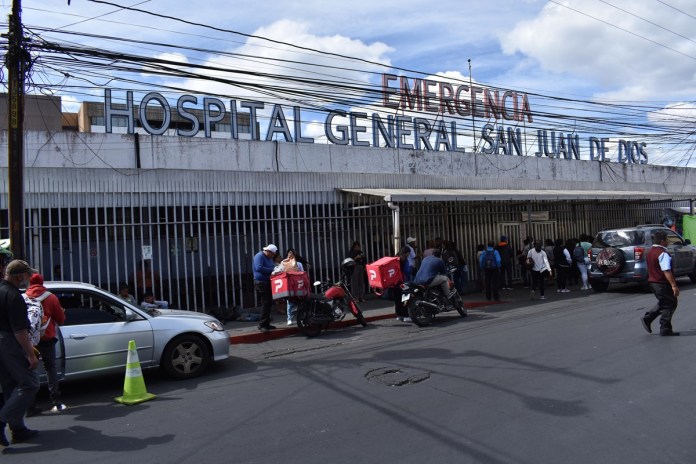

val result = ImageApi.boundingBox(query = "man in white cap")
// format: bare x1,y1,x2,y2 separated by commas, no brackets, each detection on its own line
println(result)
405,237,418,279
0,260,40,446
253,244,278,333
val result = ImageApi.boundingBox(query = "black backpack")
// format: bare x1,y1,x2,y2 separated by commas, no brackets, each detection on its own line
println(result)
573,246,585,263
482,250,497,270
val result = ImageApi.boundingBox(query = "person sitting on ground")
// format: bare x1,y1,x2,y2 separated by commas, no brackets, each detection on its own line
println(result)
117,282,136,305
140,291,169,310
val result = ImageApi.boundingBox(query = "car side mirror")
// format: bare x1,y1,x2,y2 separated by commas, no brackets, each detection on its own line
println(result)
124,308,137,322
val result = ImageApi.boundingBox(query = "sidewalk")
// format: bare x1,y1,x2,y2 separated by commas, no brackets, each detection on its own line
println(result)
225,283,587,344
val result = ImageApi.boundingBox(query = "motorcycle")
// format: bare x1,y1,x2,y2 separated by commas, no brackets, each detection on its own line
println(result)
400,266,467,327
296,258,368,337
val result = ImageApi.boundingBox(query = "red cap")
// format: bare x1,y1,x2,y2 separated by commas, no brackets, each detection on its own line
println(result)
29,273,44,286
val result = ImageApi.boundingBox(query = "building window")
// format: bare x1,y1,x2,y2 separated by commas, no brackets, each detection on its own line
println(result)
90,116,104,126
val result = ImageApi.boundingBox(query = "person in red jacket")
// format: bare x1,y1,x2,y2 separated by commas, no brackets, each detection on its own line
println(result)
641,230,680,336
25,274,67,412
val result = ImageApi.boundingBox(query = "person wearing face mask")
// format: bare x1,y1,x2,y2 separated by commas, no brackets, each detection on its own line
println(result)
527,240,552,301
0,260,41,446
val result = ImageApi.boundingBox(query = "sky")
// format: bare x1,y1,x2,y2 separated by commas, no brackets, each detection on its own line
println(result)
3,0,696,167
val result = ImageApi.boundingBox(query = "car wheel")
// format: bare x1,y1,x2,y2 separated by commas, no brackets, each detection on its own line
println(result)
161,334,210,380
590,280,609,292
596,248,625,276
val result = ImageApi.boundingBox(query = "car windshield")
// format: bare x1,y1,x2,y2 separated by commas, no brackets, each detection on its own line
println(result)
593,230,645,247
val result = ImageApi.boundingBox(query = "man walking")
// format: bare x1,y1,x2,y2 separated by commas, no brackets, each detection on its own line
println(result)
641,230,680,336
253,244,278,333
26,273,66,413
0,260,40,446
479,241,501,301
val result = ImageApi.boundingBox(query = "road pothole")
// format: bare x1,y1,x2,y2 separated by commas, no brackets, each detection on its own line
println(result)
365,367,430,386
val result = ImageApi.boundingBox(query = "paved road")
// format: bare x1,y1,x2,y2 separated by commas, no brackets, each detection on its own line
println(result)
4,281,696,463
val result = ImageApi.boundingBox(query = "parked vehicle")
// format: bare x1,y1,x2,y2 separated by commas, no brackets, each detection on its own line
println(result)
589,225,696,292
32,281,230,381
400,266,467,327
296,258,368,337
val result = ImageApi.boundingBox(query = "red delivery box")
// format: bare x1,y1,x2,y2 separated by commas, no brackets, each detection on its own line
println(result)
271,271,310,299
366,256,402,289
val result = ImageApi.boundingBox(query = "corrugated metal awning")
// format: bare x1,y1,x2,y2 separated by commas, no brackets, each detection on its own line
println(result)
339,188,695,202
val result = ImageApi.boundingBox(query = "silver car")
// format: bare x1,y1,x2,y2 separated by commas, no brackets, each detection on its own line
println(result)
35,281,230,380
589,225,696,292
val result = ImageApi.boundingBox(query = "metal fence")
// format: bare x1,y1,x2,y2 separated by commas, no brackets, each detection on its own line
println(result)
3,176,688,312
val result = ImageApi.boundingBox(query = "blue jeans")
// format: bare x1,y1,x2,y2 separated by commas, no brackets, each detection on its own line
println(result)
287,300,297,322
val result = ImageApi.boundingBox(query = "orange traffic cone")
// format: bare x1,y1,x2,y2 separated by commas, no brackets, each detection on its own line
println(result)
115,340,156,405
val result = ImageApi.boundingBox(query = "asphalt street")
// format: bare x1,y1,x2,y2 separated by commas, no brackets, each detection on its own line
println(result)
4,280,696,463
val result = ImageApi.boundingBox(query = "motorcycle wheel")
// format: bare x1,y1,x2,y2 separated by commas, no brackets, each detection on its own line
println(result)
348,300,368,327
407,299,433,327
296,301,323,337
452,293,467,318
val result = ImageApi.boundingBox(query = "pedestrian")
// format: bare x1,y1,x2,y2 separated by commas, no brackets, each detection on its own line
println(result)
117,282,136,305
544,239,555,283
394,247,413,323
25,273,67,414
405,236,418,280
479,241,501,301
527,240,551,300
348,241,366,302
281,248,305,326
253,244,278,333
573,238,590,290
422,240,437,259
518,237,533,288
0,259,41,446
475,243,485,292
553,238,571,293
495,235,514,290
641,230,680,336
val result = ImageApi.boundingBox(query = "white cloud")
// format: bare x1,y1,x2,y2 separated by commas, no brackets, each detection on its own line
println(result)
499,0,696,101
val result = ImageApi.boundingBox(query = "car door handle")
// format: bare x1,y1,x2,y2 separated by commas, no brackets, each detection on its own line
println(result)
69,333,88,339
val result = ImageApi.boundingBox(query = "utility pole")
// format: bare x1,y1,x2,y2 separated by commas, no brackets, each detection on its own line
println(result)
7,0,27,259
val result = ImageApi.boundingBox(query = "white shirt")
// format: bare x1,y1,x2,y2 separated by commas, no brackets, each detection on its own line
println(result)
527,248,550,272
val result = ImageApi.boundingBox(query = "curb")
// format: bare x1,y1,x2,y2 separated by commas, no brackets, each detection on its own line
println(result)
229,300,504,345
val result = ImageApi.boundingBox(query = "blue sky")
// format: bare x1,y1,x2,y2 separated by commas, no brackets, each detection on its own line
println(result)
5,0,696,166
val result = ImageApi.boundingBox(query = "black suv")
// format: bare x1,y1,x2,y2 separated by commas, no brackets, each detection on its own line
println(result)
589,225,696,292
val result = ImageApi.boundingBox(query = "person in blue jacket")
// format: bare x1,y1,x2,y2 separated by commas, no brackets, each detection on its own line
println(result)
253,244,278,333
479,240,501,301
413,249,455,304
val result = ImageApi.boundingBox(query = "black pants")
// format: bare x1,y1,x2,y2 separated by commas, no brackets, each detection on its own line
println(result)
555,265,569,290
392,287,409,318
253,281,274,327
531,270,546,297
499,264,512,288
646,282,678,333
484,269,500,301
36,338,61,405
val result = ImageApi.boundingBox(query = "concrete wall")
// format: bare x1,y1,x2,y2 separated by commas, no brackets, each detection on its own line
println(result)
3,130,695,197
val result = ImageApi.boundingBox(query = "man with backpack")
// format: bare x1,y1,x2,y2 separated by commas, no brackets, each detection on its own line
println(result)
25,274,66,414
479,240,501,301
0,260,40,446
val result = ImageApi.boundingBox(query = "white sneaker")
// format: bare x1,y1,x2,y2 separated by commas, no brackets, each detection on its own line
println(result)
556,289,561,293
530,290,536,300
539,296,546,300
580,286,588,290
287,320,294,326
396,316,404,321
562,289,571,293
403,317,413,323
